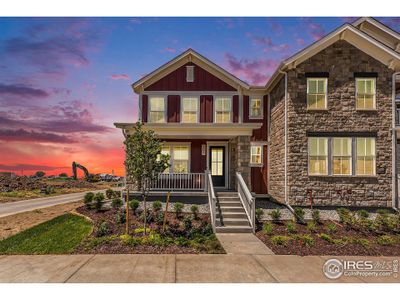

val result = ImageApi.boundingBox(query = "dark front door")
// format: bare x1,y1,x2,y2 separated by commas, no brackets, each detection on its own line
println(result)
209,146,225,187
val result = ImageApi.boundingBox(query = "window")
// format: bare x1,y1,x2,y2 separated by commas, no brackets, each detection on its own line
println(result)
211,148,223,176
186,66,194,82
250,145,263,165
307,78,327,110
181,97,199,123
308,137,328,175
249,98,263,119
215,97,231,123
149,96,165,123
356,138,376,175
356,78,376,110
172,146,189,173
160,146,170,173
332,138,352,175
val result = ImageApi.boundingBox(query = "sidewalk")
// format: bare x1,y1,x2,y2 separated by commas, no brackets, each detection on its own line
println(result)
0,254,398,283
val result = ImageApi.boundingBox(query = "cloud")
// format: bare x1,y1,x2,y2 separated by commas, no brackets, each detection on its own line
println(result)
0,163,68,171
0,128,76,143
110,74,130,80
224,53,279,86
163,47,176,53
269,21,284,35
246,33,290,53
0,83,49,98
296,38,306,47
301,18,325,41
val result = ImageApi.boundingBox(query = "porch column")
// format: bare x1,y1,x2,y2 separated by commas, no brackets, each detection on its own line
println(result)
229,136,251,189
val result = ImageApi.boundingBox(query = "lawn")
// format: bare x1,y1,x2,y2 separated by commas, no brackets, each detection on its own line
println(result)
0,213,93,254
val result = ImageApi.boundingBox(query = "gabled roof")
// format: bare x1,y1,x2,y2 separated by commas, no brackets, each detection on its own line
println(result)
132,48,251,93
265,21,400,93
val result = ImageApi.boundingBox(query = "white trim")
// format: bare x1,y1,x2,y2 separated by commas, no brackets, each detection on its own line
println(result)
206,141,229,189
162,142,191,174
180,95,200,123
249,97,264,119
148,95,167,123
308,137,329,176
213,95,233,124
306,77,328,110
355,77,377,110
353,17,400,42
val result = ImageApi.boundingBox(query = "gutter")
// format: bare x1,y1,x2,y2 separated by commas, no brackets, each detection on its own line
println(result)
392,72,400,211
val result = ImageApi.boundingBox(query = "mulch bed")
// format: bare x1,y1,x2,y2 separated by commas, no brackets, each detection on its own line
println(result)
74,205,223,254
255,221,400,256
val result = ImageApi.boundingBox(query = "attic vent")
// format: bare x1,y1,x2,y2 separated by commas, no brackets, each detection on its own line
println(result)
186,66,194,82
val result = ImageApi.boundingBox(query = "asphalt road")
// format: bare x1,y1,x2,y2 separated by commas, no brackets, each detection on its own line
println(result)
0,190,106,218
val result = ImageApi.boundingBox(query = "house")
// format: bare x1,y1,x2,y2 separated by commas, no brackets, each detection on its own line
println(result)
115,17,400,232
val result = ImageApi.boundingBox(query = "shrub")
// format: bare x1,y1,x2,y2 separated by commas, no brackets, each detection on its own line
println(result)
139,210,154,223
318,233,333,243
129,199,140,214
114,190,121,198
106,189,115,199
84,192,94,209
376,209,391,216
326,222,337,234
111,198,123,209
152,200,162,212
269,209,281,223
293,207,305,224
357,209,370,219
377,235,396,246
155,211,165,226
255,208,264,222
306,221,317,233
262,222,274,235
94,193,105,212
96,221,111,237
190,205,199,219
336,207,351,223
115,211,126,224
271,235,292,246
174,202,184,217
353,238,370,248
133,227,152,235
311,209,321,224
299,234,314,247
183,216,193,231
286,221,297,234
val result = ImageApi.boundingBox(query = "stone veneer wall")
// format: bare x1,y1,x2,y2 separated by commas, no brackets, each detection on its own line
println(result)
229,136,251,189
268,77,286,203
286,40,394,207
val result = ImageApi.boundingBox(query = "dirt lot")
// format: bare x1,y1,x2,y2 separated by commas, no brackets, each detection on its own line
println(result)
0,201,83,240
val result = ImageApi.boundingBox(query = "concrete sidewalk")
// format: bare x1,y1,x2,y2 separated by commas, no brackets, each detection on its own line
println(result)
0,254,398,283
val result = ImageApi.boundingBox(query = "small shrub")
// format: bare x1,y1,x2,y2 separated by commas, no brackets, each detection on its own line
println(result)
94,193,105,212
263,222,274,235
255,208,264,222
311,209,321,224
353,238,370,248
326,222,337,234
114,190,121,198
336,207,351,223
357,209,370,219
190,205,199,219
376,209,391,216
134,227,152,235
139,210,154,223
174,202,184,217
286,221,297,234
318,233,333,243
96,221,111,237
377,235,395,246
106,189,115,199
183,216,193,231
115,211,126,224
306,221,317,233
129,199,140,214
269,209,281,223
84,192,94,209
299,234,315,247
271,235,292,246
152,200,162,212
293,207,305,224
111,198,123,209
155,211,165,226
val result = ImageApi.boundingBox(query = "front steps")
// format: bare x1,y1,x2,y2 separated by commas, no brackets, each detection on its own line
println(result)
214,192,253,233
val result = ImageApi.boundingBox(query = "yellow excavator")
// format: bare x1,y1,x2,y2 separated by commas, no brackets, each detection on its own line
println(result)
72,162,100,182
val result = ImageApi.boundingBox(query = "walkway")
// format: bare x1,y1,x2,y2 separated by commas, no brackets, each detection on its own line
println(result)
216,233,274,255
0,254,398,283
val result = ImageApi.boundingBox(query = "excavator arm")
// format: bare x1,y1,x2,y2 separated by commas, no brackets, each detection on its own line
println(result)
72,161,91,180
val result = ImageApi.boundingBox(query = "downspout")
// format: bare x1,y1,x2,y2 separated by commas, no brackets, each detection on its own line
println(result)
392,72,400,211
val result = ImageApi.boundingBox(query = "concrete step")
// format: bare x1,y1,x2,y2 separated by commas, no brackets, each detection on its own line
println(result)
216,218,250,226
216,212,248,219
218,201,243,208
218,197,240,203
215,225,253,233
219,206,245,213
216,192,238,197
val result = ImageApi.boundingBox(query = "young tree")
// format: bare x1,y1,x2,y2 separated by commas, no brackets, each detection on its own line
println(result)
124,122,170,234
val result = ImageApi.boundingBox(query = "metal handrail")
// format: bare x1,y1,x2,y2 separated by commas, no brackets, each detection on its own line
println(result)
206,170,216,232
236,172,255,232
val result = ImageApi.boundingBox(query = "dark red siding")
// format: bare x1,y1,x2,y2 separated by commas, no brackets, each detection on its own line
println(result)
145,62,237,91
200,95,213,123
251,145,268,194
232,95,239,123
167,95,180,122
142,94,148,122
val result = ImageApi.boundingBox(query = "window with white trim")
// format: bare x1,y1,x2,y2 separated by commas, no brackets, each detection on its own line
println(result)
181,97,198,123
249,98,263,119
161,144,190,174
186,66,194,82
160,146,170,174
332,138,352,175
308,137,328,175
356,138,376,175
356,78,376,110
214,96,231,123
307,78,327,110
250,145,263,166
149,96,165,123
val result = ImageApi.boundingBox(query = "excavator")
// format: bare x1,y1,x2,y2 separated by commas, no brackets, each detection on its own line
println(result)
72,162,100,182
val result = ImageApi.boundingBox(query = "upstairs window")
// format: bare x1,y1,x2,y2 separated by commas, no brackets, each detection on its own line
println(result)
249,98,263,119
215,96,232,123
356,78,376,110
307,78,327,110
149,96,165,123
332,138,352,175
186,66,194,82
181,97,199,123
356,138,376,175
308,137,328,175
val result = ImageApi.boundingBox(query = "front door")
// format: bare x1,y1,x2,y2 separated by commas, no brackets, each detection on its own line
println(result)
209,146,225,187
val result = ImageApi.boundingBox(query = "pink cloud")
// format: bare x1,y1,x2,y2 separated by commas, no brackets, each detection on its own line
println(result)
300,19,325,41
110,74,130,80
164,47,176,53
296,38,306,46
246,33,290,53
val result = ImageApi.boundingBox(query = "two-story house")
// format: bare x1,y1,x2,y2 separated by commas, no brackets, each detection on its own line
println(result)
115,17,400,233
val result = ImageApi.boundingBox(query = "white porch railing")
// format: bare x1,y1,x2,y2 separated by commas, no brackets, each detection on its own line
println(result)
150,172,206,191
206,170,217,232
236,172,255,232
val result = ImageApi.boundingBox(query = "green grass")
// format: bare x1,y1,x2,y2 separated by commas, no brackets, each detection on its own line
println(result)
0,214,93,254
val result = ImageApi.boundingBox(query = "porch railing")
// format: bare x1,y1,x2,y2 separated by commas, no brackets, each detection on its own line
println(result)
236,172,255,232
206,170,217,232
150,172,206,191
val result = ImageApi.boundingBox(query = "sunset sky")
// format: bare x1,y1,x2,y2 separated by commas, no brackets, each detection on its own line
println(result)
1,17,399,176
